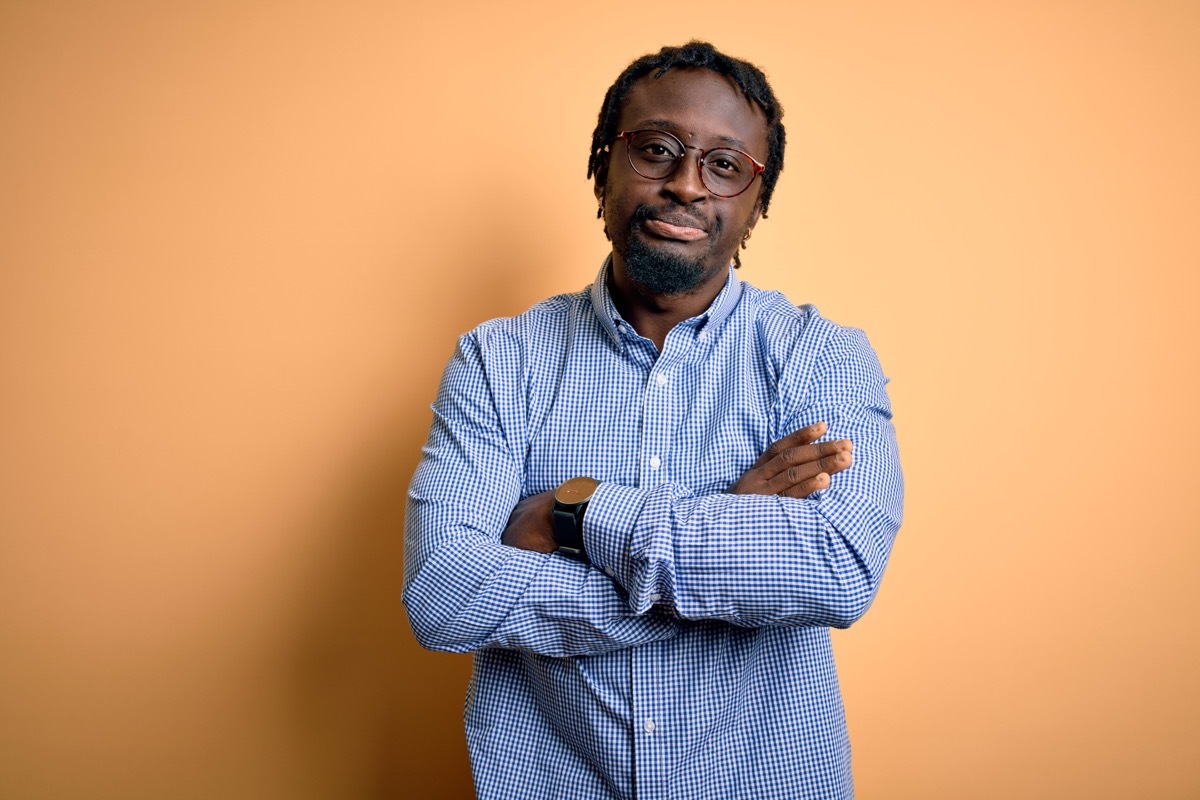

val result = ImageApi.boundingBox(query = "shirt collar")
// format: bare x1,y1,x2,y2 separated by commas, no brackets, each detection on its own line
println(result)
589,255,744,349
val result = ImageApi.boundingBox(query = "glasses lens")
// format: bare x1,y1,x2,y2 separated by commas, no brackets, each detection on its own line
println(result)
701,149,755,197
625,131,684,179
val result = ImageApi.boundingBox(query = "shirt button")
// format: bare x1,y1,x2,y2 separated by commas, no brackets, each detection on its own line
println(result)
644,719,656,734
649,593,661,602
649,455,661,469
604,566,614,577
654,373,668,386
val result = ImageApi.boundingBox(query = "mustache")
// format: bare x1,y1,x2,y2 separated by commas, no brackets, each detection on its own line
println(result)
631,204,717,235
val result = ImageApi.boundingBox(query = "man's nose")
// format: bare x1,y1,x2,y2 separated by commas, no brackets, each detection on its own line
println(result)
661,150,709,203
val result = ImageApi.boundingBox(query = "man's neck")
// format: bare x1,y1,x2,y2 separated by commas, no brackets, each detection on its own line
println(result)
607,258,729,352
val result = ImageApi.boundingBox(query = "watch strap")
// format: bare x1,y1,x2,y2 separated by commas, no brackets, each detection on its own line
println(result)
552,503,587,560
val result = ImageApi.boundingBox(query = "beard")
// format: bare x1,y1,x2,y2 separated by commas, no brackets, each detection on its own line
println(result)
622,236,710,296
617,206,727,296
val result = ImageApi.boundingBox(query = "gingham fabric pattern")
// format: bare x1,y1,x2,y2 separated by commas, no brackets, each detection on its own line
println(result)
405,261,904,800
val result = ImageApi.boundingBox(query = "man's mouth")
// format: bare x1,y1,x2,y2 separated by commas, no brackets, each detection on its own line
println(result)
642,217,708,241
635,208,710,243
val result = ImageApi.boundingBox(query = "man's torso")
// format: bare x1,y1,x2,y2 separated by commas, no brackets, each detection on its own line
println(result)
463,269,856,800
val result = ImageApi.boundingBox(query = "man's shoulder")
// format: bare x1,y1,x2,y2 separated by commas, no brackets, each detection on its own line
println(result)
453,287,593,364
737,281,853,349
734,282,880,394
465,288,586,337
740,282,814,324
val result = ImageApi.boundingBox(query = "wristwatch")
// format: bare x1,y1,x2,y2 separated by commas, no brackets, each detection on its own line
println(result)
552,476,598,560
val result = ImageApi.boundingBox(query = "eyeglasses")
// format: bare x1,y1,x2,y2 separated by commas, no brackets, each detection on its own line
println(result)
613,129,766,199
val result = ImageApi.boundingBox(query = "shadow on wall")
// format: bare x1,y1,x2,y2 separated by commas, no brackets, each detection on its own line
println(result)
276,213,555,799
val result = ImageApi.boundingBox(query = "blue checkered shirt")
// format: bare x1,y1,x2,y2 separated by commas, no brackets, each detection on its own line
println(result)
404,262,903,799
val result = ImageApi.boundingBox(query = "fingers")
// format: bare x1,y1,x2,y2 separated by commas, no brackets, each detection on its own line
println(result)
763,446,853,495
750,421,829,469
761,437,853,482
780,471,829,499
730,423,855,497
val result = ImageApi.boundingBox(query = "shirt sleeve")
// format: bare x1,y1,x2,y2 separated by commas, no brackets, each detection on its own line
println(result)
403,331,681,656
582,325,904,629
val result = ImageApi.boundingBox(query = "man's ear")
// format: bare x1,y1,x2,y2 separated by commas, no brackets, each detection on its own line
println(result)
593,165,608,203
748,196,764,228
595,183,609,238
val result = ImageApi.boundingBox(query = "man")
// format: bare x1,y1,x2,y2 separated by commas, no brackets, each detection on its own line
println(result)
404,41,903,800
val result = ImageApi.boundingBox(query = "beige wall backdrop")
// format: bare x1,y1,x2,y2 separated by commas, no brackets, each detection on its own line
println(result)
2,1,1198,798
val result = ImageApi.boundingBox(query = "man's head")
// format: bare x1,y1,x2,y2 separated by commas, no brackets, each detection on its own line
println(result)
588,42,786,292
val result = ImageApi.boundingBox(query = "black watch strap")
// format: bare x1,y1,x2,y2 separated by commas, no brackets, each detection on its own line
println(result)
552,505,586,559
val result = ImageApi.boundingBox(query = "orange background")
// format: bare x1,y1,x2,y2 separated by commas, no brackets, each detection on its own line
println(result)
2,2,1198,798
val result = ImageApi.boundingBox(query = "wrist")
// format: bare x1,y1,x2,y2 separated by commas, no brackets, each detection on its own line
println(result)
552,476,598,560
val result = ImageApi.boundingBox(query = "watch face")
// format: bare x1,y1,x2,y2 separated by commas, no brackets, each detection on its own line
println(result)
555,476,598,505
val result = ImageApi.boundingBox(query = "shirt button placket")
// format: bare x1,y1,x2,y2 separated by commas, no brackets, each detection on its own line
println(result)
642,367,671,487
632,644,665,800
635,362,670,800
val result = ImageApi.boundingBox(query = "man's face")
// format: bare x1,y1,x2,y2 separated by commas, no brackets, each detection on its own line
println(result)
597,68,770,296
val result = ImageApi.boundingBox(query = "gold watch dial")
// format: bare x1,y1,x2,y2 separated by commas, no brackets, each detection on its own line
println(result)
555,476,598,505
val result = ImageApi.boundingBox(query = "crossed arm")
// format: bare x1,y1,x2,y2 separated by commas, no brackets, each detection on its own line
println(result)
404,323,901,656
501,421,853,554
404,406,851,657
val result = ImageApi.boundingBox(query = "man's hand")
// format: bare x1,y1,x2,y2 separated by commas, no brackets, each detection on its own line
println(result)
729,421,853,499
501,490,558,553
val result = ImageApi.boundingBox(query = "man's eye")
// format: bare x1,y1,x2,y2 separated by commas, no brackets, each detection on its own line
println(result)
637,140,678,160
707,154,743,174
